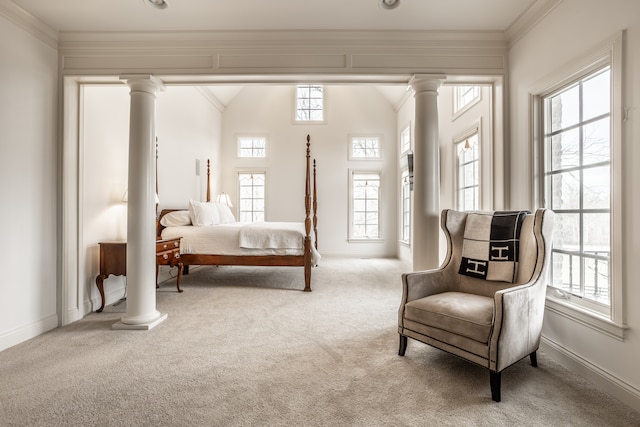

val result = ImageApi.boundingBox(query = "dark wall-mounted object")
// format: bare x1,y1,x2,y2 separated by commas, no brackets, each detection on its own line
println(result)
407,151,414,191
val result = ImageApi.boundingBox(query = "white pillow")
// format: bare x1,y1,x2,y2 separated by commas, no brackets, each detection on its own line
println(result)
159,210,192,227
215,203,236,224
188,200,220,227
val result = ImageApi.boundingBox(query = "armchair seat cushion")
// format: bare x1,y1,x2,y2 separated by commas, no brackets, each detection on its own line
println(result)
404,292,494,343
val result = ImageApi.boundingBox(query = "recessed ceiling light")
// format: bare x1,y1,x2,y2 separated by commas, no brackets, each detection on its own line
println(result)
144,0,168,10
379,0,400,10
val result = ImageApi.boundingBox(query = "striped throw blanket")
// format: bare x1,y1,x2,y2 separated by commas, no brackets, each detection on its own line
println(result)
458,211,529,283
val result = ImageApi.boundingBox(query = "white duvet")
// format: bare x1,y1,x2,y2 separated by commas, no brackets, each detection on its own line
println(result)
161,222,321,265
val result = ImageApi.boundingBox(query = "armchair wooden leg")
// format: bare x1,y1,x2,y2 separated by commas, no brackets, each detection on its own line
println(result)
530,351,538,367
398,335,408,356
490,371,501,402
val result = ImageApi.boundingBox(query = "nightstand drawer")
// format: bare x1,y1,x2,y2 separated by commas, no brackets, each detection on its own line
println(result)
156,239,180,253
157,250,180,263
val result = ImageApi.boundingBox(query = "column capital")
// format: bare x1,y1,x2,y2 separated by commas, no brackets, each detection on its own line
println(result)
409,74,446,93
119,74,165,94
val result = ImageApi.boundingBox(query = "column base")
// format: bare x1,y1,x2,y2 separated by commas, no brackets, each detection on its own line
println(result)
112,313,168,330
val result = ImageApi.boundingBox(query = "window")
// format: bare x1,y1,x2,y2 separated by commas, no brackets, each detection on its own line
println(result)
238,172,265,223
455,131,479,211
532,34,624,338
453,85,480,115
295,85,324,122
349,171,381,240
237,135,266,158
401,169,411,244
542,66,612,309
400,125,411,154
350,135,381,160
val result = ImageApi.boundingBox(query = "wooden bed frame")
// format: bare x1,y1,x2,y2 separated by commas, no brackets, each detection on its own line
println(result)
157,135,318,291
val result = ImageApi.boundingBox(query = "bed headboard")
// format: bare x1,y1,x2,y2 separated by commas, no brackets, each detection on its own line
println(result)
157,209,184,238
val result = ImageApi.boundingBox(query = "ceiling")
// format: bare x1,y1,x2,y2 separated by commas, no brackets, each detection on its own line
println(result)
11,0,538,33
7,0,540,108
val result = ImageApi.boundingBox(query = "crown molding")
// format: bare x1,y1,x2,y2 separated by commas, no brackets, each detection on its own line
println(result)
58,29,508,50
0,0,58,49
505,0,563,47
195,87,226,112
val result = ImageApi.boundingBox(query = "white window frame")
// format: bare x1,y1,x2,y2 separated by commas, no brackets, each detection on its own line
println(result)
454,127,480,212
400,123,411,155
348,169,382,242
237,134,268,159
293,84,325,124
400,168,411,246
453,85,481,119
348,134,383,161
237,170,266,223
530,32,625,339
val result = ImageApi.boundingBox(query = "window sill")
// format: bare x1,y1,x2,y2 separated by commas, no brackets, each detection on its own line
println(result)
293,120,326,125
348,238,384,243
545,295,628,341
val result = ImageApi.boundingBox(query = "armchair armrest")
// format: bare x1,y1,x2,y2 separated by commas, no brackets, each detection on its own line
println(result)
489,279,547,372
401,267,458,304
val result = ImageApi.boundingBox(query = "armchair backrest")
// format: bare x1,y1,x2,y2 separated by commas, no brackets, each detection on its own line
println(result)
440,209,553,298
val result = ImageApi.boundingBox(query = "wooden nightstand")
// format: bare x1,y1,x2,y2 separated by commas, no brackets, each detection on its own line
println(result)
95,241,127,313
95,238,184,313
156,237,184,293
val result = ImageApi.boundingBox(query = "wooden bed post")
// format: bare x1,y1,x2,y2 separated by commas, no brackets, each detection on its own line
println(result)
313,158,318,251
206,159,211,202
303,135,312,292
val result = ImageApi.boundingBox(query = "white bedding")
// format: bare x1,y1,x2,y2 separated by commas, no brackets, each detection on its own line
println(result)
161,221,321,265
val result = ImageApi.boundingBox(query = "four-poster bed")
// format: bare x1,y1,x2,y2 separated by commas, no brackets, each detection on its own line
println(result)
157,135,319,291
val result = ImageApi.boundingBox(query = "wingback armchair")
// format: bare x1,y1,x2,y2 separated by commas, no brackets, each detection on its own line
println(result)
398,209,553,402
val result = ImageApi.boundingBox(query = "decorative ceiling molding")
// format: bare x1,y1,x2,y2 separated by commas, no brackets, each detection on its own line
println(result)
505,0,563,47
57,29,508,49
0,0,58,48
194,87,226,113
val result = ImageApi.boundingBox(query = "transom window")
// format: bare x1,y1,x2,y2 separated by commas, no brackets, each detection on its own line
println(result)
400,125,411,154
295,85,324,122
238,172,265,223
350,135,381,160
456,132,479,211
237,136,266,158
453,85,480,115
542,66,611,307
350,171,381,240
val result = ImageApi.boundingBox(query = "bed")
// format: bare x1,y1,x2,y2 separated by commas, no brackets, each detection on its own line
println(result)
157,135,319,291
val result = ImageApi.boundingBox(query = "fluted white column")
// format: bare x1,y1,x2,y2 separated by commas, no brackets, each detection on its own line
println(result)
410,75,445,271
114,75,167,330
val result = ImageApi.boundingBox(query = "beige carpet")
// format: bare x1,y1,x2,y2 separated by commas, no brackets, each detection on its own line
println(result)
1,257,639,426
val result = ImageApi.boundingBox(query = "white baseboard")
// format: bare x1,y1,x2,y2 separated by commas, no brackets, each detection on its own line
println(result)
84,285,127,316
0,314,59,352
540,336,640,412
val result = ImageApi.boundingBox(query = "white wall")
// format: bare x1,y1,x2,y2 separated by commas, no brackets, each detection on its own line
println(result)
508,0,640,410
81,85,220,314
82,85,130,312
221,85,398,257
0,16,58,351
156,87,222,207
